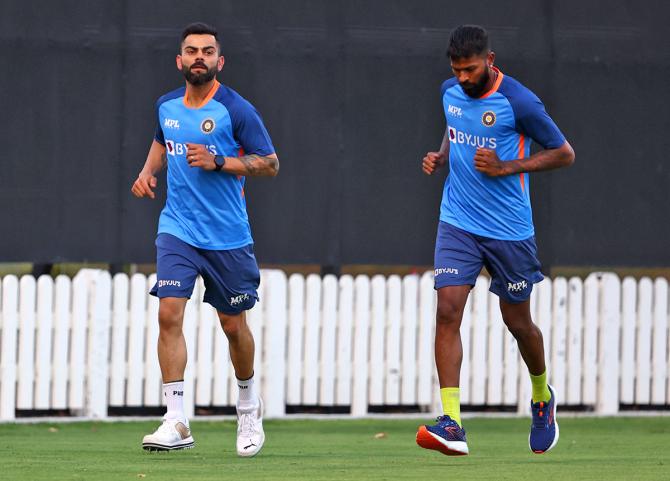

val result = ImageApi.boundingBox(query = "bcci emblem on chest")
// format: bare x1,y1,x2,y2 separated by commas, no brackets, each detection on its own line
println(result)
481,111,496,127
200,118,216,134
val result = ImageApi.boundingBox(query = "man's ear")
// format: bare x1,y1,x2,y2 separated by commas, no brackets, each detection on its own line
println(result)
176,55,183,70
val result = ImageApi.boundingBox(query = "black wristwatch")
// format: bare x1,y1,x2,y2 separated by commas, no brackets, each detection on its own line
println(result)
214,155,226,171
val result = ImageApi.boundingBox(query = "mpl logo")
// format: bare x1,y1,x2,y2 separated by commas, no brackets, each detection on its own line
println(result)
507,280,528,292
230,294,250,306
164,118,180,129
447,104,463,118
448,126,497,149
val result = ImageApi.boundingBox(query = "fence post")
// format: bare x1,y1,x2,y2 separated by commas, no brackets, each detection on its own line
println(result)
264,270,287,418
1,276,19,420
597,273,620,414
87,271,112,419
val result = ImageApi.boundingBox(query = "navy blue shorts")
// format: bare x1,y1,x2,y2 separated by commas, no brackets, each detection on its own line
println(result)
434,221,544,303
149,233,260,315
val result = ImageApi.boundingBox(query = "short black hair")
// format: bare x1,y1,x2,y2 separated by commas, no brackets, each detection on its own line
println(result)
180,22,221,52
447,25,489,60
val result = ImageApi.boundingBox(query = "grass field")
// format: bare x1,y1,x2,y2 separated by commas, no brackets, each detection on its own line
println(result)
2,417,668,480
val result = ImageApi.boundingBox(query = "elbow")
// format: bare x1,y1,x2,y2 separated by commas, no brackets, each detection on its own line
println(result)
269,157,279,177
562,142,575,167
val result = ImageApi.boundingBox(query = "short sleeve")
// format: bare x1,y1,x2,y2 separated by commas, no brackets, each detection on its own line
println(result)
500,79,566,150
515,96,565,149
231,100,275,156
154,100,165,145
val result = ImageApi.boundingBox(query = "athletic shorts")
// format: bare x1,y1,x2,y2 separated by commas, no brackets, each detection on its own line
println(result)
149,233,260,315
433,221,544,303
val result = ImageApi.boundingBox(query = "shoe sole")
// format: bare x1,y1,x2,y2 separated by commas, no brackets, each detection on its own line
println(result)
530,385,559,454
142,438,195,452
416,426,469,456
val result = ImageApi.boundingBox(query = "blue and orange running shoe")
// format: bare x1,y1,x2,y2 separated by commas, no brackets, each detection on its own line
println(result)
529,384,559,454
416,415,469,456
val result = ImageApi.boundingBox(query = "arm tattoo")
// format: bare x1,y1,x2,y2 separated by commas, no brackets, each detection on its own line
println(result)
239,154,279,176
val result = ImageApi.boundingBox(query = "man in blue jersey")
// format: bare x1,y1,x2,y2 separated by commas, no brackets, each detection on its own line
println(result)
131,22,278,457
415,25,574,456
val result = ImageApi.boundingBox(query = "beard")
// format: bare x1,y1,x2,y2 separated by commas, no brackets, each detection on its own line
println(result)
460,68,490,98
182,62,217,86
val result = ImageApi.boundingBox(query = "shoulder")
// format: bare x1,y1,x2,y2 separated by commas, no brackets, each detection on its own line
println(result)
212,83,257,115
440,77,459,97
497,75,543,113
156,87,186,108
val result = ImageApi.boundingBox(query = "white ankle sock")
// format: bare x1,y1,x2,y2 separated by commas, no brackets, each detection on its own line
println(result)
163,380,185,421
237,374,259,412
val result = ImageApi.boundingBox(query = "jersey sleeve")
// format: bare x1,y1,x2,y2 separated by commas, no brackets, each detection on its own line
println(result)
440,78,458,98
230,100,275,156
154,99,165,145
508,89,566,149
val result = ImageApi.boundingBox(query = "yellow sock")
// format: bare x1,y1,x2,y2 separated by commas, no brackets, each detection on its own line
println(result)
530,371,551,403
440,387,461,426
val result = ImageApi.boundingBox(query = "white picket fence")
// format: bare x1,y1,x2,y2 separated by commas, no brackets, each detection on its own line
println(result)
0,269,668,421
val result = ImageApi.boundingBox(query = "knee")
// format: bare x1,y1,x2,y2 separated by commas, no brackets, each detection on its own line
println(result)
220,315,244,339
504,319,536,339
158,301,184,332
436,301,463,328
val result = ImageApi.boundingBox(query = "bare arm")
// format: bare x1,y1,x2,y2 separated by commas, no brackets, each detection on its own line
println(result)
474,141,575,177
422,127,450,175
221,153,279,177
131,140,166,199
185,143,279,177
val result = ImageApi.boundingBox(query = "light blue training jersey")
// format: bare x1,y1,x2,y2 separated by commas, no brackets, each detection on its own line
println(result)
154,81,275,250
440,68,565,240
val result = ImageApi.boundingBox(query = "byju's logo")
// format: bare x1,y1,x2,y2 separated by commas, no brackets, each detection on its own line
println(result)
165,140,217,156
507,280,528,292
435,267,459,276
158,279,181,288
447,105,463,118
230,294,250,306
448,126,497,149
164,118,180,129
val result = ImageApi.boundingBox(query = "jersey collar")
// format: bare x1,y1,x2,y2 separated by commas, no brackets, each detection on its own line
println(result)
183,80,220,109
479,67,504,99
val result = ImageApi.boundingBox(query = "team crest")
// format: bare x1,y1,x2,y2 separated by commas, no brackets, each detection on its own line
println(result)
200,118,216,134
482,111,496,127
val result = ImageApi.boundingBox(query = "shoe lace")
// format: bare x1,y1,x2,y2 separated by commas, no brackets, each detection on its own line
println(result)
155,419,176,436
238,412,257,437
435,415,458,428
531,401,547,428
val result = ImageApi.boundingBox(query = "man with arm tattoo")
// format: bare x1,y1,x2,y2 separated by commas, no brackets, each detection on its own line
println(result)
131,22,278,457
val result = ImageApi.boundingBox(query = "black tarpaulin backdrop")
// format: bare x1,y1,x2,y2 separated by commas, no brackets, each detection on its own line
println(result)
1,0,669,268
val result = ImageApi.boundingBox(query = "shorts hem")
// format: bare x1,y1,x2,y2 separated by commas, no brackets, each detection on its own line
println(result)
434,279,477,290
150,290,193,300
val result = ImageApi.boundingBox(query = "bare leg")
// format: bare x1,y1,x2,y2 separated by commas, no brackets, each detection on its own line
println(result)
435,285,472,387
218,311,255,379
157,297,188,382
499,298,546,375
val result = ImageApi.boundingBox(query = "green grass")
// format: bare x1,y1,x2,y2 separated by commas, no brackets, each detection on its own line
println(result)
1,417,668,480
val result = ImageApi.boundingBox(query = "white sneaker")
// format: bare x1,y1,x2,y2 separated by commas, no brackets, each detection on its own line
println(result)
142,417,194,452
236,398,265,457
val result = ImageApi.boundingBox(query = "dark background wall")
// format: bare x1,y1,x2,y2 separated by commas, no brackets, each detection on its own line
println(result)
1,0,669,269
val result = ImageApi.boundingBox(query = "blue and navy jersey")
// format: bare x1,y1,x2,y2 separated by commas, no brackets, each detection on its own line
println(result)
439,68,565,240
154,81,275,250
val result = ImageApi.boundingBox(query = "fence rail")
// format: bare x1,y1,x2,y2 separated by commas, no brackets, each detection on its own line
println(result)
0,269,668,420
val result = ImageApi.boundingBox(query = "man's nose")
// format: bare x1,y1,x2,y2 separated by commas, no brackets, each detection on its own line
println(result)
457,72,470,84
